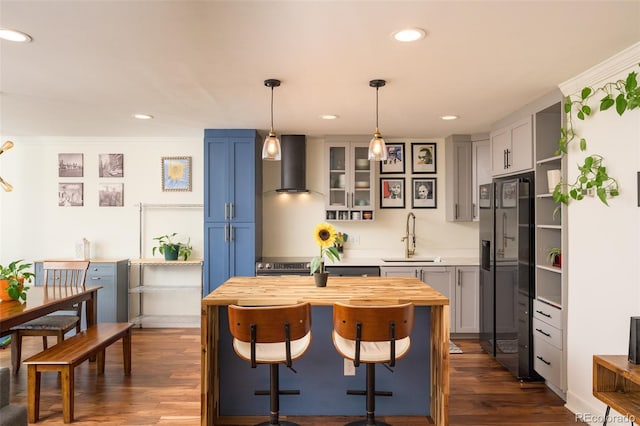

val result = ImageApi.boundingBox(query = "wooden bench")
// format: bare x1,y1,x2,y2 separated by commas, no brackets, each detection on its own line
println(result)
23,322,133,423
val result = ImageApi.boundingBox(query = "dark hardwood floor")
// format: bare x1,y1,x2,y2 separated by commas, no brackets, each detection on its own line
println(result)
0,329,582,425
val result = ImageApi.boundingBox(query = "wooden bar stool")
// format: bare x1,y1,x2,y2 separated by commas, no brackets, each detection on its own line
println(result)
228,302,312,426
332,302,415,426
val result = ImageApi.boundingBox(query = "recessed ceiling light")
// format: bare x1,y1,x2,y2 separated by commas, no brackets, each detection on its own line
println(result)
392,28,426,42
441,115,459,121
133,113,154,120
0,28,33,43
320,114,339,120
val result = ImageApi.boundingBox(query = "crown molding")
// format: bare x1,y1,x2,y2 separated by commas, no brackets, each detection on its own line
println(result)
559,42,640,96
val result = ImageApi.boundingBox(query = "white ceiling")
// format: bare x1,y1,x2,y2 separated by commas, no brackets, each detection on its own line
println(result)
1,0,639,140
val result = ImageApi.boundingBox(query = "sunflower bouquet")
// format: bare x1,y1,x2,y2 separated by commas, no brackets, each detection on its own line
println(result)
311,222,343,274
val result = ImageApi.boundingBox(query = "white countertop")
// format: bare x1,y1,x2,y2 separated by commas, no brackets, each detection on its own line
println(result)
329,256,479,267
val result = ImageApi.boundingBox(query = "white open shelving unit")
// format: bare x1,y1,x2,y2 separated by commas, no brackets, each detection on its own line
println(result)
533,100,567,398
128,203,204,328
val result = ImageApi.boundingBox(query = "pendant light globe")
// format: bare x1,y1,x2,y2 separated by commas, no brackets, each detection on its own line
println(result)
262,79,282,161
368,79,388,161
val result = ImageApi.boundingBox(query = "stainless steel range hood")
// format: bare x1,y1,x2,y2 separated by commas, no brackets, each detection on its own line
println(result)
277,134,308,193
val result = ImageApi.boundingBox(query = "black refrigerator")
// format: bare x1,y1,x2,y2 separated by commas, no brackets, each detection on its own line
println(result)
479,172,539,380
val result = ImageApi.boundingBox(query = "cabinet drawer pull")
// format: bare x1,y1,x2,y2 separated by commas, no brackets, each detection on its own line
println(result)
224,224,229,242
535,309,552,318
229,203,234,219
229,224,234,242
536,355,551,366
535,328,551,337
224,203,228,220
90,277,101,280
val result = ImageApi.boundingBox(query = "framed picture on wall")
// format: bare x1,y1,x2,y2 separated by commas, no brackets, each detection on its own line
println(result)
161,156,192,192
98,183,124,207
380,177,405,208
58,183,83,206
380,142,405,174
58,153,84,177
411,178,437,208
99,153,124,177
411,142,437,174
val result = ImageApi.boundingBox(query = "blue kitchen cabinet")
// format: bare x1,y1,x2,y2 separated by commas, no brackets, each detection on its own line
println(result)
34,259,129,324
204,129,262,296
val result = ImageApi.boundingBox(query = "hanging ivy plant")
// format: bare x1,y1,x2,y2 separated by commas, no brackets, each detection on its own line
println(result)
552,67,639,206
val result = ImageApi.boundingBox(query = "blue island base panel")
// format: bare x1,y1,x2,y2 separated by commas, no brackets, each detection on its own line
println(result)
219,305,431,416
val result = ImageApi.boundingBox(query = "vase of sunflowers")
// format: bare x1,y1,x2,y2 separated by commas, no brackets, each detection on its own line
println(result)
311,222,343,287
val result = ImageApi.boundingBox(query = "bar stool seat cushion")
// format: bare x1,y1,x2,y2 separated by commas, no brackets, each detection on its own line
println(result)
332,333,410,363
233,332,311,364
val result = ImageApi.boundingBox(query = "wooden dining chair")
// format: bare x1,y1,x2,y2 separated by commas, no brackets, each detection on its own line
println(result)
11,260,90,374
332,302,415,426
228,302,312,426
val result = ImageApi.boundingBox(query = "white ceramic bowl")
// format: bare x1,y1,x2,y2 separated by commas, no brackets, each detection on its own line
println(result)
355,159,370,169
355,181,369,188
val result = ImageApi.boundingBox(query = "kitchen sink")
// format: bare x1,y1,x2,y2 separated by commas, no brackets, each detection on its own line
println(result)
381,257,441,263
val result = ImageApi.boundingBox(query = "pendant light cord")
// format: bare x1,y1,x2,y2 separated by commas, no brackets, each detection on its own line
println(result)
270,86,274,130
375,86,379,130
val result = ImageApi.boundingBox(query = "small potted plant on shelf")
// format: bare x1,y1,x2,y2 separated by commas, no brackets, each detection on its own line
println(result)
0,259,35,302
546,247,562,268
152,233,193,261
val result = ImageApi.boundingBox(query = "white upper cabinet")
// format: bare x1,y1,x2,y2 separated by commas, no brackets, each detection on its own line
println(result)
324,136,375,221
446,134,490,222
472,137,490,221
445,135,473,221
490,116,533,176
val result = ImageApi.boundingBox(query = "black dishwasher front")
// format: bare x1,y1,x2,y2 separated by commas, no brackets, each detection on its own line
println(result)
324,266,380,277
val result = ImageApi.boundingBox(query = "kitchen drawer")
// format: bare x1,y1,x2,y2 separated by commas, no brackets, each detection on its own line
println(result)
87,263,116,277
533,337,562,388
533,317,562,350
533,299,562,329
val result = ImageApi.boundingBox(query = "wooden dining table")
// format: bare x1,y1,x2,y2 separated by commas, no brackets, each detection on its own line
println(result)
0,285,102,338
201,276,450,426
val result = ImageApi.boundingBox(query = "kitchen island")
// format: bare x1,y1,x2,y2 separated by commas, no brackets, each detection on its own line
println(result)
201,276,450,425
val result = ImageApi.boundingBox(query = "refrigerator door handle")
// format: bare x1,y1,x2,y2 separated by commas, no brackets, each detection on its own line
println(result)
481,240,491,271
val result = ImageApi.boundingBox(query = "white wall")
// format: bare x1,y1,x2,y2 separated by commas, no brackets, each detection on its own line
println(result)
561,43,640,425
0,137,203,261
0,137,204,324
0,134,478,267
261,136,479,260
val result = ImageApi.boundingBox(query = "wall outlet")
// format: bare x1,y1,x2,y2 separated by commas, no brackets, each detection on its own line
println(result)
349,234,360,245
344,358,355,376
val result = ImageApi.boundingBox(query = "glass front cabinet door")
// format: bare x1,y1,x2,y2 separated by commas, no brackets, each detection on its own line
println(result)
325,138,375,221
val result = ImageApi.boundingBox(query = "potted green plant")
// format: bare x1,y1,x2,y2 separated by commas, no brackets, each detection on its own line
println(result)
310,222,342,287
546,247,562,268
0,259,35,302
152,233,193,261
553,67,638,206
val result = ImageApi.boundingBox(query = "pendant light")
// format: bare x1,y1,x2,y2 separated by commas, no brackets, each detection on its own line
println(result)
262,79,282,161
368,79,388,161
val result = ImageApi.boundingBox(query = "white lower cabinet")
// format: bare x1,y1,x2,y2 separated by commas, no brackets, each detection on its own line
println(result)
455,266,480,334
533,299,564,390
380,264,479,334
379,266,417,278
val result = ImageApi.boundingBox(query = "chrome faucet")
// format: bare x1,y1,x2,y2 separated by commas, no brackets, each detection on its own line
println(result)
401,212,416,258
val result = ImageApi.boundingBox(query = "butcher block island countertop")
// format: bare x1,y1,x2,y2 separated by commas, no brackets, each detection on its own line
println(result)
201,276,451,426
